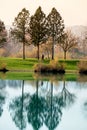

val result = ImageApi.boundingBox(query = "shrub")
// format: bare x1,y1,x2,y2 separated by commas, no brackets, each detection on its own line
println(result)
34,60,65,74
0,62,6,69
0,62,8,72
78,61,87,74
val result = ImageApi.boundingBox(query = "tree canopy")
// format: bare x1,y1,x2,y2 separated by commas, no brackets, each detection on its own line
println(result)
0,20,7,48
47,7,65,59
30,6,47,59
10,8,30,59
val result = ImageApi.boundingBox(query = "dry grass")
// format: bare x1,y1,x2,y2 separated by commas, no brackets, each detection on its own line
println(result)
34,60,65,74
78,61,87,74
0,62,7,70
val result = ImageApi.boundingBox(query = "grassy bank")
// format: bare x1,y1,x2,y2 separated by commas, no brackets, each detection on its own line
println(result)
0,58,38,71
0,57,80,72
0,57,87,81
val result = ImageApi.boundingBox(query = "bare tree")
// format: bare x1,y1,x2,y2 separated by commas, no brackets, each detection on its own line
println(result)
81,30,87,57
59,29,78,59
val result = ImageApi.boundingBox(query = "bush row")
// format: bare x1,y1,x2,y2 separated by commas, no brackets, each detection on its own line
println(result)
34,60,65,74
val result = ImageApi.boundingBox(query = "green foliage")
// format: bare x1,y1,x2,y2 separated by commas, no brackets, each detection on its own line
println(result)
0,20,7,48
47,8,65,59
47,8,64,40
30,6,47,59
10,8,30,59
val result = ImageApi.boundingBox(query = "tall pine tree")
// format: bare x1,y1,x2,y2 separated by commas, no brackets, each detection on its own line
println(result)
0,20,7,48
30,6,47,60
47,8,65,59
11,8,30,59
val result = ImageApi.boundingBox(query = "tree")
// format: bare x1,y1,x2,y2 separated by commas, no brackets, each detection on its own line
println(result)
81,31,87,57
43,82,62,130
9,80,30,130
30,6,47,60
47,8,65,59
58,80,76,108
26,80,45,130
59,29,78,59
0,20,7,48
10,8,30,59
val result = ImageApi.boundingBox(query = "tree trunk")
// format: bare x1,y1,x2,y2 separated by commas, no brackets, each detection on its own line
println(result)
37,44,40,60
36,80,39,98
50,81,53,129
48,52,50,59
64,51,66,60
21,80,24,130
36,80,39,122
23,42,25,60
52,36,55,60
47,51,50,59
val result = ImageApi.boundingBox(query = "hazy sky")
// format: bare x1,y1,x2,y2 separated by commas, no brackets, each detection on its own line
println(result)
0,0,87,26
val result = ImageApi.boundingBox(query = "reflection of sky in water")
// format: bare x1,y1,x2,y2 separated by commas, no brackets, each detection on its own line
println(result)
0,79,87,130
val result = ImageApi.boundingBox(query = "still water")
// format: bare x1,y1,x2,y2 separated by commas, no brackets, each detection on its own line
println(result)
0,78,87,130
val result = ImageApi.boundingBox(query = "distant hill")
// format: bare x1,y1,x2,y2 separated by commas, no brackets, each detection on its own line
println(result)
67,25,87,39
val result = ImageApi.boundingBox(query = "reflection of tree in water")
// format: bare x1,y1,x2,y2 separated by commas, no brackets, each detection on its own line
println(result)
0,79,22,118
27,80,76,130
43,82,62,130
9,80,30,130
0,92,6,116
9,79,76,130
58,81,76,108
40,80,76,130
26,80,45,130
0,80,6,117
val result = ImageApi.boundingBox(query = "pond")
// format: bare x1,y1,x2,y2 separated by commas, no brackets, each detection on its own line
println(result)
0,75,87,130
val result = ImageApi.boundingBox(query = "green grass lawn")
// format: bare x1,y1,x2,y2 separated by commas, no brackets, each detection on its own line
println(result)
0,57,80,72
59,59,79,70
0,57,38,71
